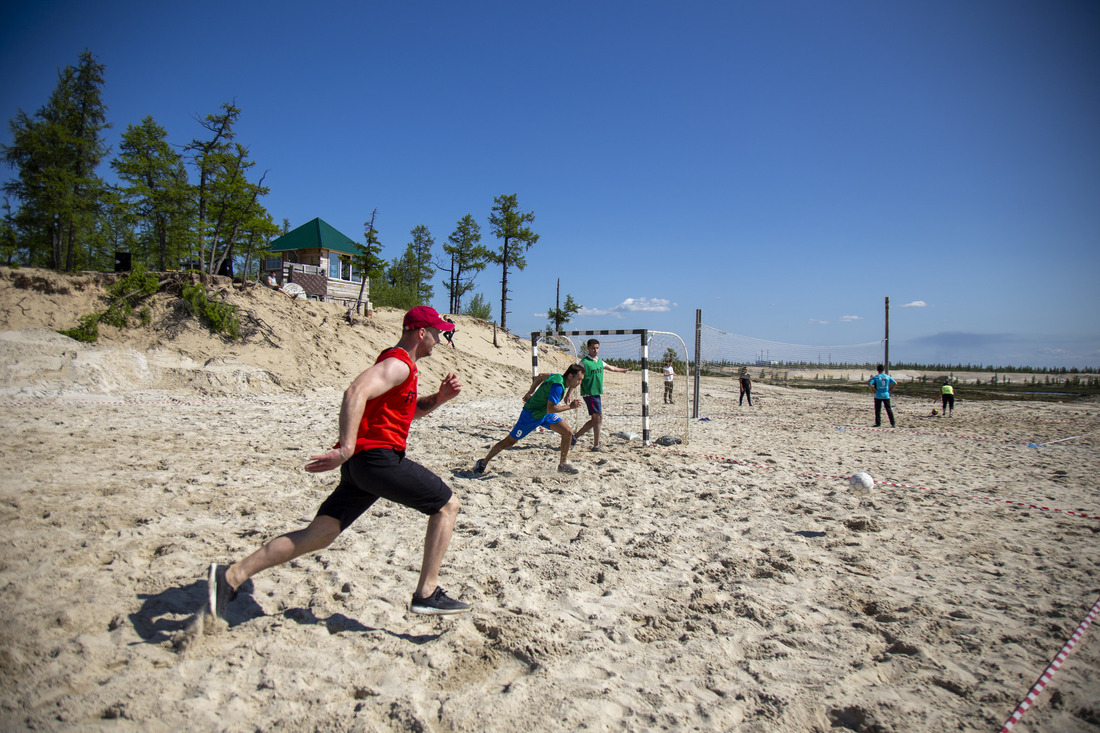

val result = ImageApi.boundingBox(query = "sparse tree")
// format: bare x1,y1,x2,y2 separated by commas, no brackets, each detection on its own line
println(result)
344,208,385,314
488,193,538,331
185,103,271,277
407,224,435,303
546,278,581,334
441,214,488,314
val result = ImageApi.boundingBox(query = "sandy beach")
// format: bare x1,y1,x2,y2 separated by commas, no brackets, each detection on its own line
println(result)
1,268,1098,732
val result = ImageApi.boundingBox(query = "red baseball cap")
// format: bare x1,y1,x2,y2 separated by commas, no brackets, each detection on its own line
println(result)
403,306,455,332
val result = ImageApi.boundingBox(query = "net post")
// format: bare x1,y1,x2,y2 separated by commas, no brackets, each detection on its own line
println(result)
640,329,650,446
884,297,890,373
693,309,702,419
530,332,539,378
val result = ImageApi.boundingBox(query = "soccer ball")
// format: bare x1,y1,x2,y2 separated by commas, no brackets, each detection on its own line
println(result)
849,472,874,496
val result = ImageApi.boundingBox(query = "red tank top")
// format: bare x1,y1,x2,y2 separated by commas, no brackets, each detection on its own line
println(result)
352,347,418,453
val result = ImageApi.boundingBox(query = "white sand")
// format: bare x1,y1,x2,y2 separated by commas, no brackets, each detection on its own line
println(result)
1,267,1098,732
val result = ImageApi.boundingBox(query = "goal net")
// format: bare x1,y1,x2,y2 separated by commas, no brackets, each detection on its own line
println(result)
531,329,690,446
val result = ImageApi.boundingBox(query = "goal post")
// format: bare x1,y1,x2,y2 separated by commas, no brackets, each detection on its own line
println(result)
531,329,690,447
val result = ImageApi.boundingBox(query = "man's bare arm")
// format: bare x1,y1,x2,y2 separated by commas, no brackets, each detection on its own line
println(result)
415,372,462,418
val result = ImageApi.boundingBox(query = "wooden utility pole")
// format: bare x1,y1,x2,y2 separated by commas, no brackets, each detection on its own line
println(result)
884,296,890,373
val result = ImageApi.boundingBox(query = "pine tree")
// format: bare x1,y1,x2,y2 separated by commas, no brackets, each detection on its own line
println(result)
111,116,194,270
441,214,488,314
407,224,435,303
3,49,110,270
488,193,538,331
185,103,271,277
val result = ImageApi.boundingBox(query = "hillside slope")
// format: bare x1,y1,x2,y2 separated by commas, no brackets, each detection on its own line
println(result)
0,267,568,400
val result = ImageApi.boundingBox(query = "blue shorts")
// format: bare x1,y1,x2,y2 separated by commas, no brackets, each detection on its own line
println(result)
509,409,563,440
583,395,602,415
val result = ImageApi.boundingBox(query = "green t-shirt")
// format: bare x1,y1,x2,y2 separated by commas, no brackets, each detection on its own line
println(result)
581,355,604,397
941,384,954,395
523,373,565,419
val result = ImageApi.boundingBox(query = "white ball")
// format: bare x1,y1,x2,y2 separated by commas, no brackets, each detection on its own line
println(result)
849,472,874,496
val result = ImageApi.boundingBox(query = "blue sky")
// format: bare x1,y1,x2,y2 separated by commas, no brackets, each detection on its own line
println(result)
3,1,1098,368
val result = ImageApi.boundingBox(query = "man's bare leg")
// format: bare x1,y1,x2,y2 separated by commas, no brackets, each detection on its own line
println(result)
224,515,342,591
415,495,460,598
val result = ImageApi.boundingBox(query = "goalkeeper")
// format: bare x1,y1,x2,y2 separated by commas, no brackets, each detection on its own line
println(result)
572,339,631,451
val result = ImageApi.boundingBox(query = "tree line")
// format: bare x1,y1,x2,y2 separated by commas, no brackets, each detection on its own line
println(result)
2,50,583,333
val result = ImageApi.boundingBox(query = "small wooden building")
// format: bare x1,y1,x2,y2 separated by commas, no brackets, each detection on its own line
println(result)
263,218,370,309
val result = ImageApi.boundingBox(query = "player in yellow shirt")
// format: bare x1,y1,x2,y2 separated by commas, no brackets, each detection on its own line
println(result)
941,383,955,417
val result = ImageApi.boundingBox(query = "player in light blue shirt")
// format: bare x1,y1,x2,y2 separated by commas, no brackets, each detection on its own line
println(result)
868,364,897,427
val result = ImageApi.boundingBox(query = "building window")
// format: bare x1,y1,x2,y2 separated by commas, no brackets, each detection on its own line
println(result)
327,253,363,282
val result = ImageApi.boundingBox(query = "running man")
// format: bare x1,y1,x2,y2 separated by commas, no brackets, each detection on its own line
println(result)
572,339,630,451
207,306,471,620
869,364,898,428
472,364,585,475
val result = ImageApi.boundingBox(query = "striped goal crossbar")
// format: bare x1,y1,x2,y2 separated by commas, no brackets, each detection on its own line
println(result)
531,329,689,447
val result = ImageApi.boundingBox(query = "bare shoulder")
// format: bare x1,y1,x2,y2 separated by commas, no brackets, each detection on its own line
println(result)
352,352,412,392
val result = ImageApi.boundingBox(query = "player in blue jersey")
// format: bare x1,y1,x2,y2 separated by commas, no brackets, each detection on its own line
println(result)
868,364,897,428
473,364,586,475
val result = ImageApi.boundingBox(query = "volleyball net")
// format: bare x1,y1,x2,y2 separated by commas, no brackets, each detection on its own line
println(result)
698,325,884,376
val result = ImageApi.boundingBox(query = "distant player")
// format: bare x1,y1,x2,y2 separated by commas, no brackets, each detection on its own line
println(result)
941,382,955,417
869,364,897,428
739,366,753,407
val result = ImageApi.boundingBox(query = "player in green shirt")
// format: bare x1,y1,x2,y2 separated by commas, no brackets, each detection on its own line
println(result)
572,339,630,451
473,364,586,475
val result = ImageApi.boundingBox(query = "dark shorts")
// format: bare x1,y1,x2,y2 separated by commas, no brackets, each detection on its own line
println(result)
942,394,955,409
583,395,602,415
316,448,452,531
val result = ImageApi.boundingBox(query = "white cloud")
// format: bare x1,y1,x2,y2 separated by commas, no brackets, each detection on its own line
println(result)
840,315,862,322
902,300,927,308
809,318,830,325
619,297,675,312
578,298,676,319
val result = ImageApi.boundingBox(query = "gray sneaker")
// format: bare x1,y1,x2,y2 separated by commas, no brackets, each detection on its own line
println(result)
207,563,239,620
557,463,580,475
410,586,471,615
590,445,604,453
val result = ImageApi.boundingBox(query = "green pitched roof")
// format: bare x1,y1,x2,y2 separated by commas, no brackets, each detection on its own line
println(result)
268,218,360,256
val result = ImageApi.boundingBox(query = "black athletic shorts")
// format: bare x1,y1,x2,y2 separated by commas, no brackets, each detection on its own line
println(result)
315,448,452,531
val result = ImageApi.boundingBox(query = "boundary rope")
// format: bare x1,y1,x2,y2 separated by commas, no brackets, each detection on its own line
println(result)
999,594,1100,732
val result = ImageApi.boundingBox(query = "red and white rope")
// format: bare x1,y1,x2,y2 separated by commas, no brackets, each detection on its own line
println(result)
1000,594,1100,732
